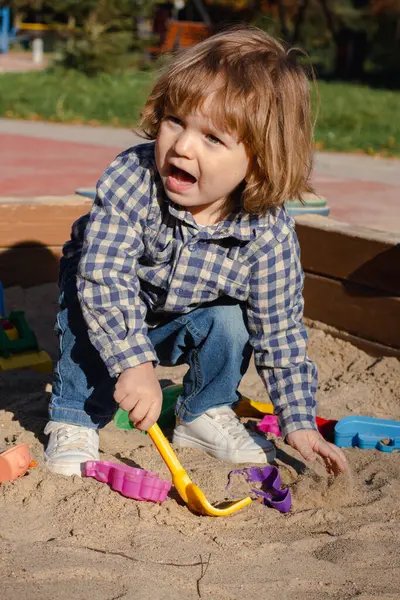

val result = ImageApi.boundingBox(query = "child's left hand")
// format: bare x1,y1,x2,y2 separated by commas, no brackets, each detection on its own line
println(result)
286,429,348,475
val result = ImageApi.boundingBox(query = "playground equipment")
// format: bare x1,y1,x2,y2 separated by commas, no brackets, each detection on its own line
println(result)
0,7,42,54
0,282,52,372
0,7,65,55
149,20,210,56
0,7,15,53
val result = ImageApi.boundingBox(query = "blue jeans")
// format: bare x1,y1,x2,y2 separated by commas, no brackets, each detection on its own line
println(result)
49,270,252,429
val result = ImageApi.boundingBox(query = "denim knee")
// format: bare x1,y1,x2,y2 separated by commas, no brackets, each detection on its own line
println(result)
174,302,252,421
202,303,250,352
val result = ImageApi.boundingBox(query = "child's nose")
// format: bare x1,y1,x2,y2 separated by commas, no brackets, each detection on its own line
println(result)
173,131,195,159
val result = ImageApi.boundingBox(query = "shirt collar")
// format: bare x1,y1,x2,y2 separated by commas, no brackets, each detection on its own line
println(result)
166,198,275,241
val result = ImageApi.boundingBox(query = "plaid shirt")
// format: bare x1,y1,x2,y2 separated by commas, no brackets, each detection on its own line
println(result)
65,142,317,436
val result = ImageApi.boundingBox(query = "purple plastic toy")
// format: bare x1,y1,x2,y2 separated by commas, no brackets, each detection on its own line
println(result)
227,465,292,513
83,461,171,503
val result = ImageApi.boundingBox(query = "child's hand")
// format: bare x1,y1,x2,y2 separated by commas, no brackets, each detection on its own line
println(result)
286,429,348,475
114,363,162,431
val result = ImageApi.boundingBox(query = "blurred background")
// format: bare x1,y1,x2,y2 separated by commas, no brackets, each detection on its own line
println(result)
0,0,399,157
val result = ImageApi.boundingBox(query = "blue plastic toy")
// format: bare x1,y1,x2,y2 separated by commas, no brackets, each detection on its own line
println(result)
334,416,400,453
75,188,330,217
75,188,96,200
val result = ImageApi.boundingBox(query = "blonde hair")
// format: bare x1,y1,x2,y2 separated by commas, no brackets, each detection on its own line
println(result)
140,25,315,214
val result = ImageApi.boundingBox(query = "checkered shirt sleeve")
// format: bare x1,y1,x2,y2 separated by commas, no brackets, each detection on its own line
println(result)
77,152,157,377
247,228,318,437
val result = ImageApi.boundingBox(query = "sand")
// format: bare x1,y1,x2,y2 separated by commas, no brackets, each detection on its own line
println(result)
1,283,399,600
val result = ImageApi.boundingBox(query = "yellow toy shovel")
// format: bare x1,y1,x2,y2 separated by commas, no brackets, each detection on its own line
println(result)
147,423,252,517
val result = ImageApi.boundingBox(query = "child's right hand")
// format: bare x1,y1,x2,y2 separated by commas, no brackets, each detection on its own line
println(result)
114,363,163,431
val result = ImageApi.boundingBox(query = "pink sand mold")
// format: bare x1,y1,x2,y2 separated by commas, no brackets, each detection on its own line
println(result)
257,415,281,436
83,461,171,503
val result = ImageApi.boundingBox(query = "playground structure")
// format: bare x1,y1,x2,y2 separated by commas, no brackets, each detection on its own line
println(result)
1,7,208,56
148,19,210,56
0,7,14,53
0,6,66,55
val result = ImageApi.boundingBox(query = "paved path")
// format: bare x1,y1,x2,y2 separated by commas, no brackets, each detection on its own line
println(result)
1,118,399,233
0,52,49,73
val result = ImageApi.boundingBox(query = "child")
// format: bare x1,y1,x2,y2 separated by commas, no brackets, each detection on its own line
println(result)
44,25,347,477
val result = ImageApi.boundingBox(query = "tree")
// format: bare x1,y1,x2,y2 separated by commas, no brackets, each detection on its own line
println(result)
6,0,157,74
52,0,156,74
251,1,375,79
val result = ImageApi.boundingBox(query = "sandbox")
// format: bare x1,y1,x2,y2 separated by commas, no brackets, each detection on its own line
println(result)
0,204,399,599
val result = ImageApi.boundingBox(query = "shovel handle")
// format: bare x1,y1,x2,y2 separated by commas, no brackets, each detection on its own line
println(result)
148,423,186,475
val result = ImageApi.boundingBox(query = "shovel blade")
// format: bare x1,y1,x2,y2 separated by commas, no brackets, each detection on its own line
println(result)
186,483,252,516
149,424,252,517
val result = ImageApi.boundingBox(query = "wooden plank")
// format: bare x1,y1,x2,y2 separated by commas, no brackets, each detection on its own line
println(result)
0,199,90,248
1,202,399,355
295,214,400,295
303,272,400,349
2,245,400,359
5,204,398,295
0,245,62,288
304,318,400,358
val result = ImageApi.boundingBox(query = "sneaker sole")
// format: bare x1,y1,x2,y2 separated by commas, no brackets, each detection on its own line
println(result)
44,455,97,477
172,432,276,464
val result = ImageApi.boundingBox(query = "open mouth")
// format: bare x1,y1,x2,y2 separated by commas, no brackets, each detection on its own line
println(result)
169,164,197,184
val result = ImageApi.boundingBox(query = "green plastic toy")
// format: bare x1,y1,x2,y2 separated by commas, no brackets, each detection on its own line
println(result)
114,383,183,433
0,311,39,358
0,280,52,373
114,383,275,434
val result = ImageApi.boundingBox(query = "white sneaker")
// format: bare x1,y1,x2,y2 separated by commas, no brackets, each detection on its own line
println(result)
172,406,276,464
44,421,100,476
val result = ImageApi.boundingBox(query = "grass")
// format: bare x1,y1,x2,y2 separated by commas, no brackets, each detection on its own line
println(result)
0,69,399,156
0,69,156,128
314,82,400,156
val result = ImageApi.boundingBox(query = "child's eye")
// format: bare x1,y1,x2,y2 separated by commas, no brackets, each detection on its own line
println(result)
166,115,182,126
206,133,223,145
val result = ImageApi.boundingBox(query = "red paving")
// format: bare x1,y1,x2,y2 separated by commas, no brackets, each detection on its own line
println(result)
1,133,399,233
1,134,120,196
314,176,400,233
0,52,49,73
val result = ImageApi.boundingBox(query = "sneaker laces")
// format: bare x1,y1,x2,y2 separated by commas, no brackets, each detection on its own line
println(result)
45,423,97,452
208,408,254,442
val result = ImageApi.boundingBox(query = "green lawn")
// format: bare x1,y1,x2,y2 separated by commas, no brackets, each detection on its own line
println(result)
0,69,399,156
314,82,400,156
0,69,156,128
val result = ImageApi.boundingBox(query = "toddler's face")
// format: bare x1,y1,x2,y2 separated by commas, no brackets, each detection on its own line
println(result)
155,97,249,225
